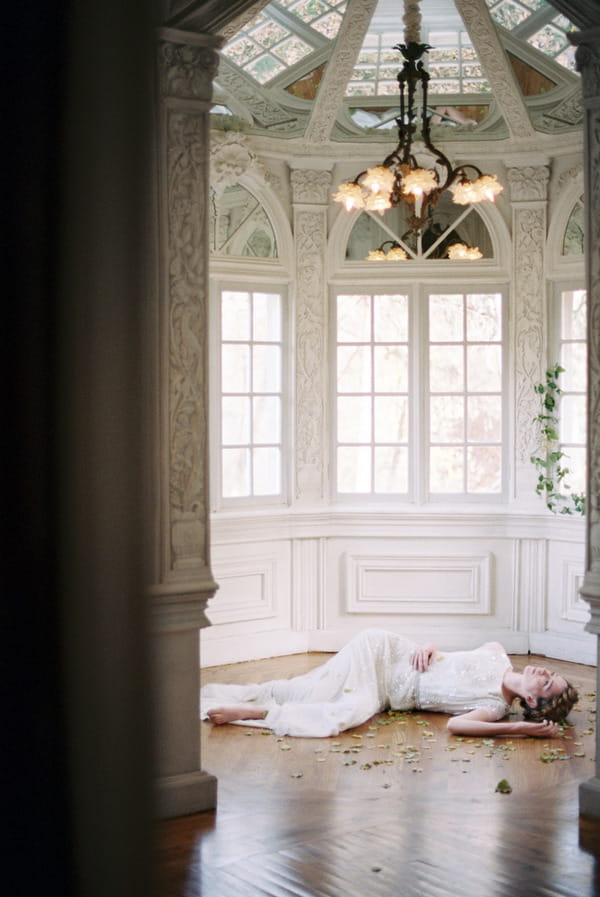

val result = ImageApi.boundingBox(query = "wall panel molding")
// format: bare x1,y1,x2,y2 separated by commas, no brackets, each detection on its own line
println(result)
343,552,492,615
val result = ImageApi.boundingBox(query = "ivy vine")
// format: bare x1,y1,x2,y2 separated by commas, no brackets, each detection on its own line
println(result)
530,364,585,516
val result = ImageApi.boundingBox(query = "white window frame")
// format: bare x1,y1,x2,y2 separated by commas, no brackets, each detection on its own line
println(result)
548,280,587,497
330,282,509,505
210,279,291,511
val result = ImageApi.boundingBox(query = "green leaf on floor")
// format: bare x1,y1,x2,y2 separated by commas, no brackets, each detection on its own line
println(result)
495,779,512,794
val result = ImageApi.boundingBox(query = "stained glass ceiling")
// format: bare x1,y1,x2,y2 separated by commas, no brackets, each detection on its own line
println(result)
221,0,346,84
485,0,577,70
215,0,581,139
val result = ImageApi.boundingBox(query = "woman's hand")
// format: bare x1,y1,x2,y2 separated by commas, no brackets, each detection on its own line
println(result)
411,644,437,672
447,710,562,737
516,719,560,738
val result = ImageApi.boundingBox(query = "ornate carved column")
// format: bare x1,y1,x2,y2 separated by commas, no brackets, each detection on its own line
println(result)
291,169,332,504
572,25,600,821
506,161,550,503
151,27,221,817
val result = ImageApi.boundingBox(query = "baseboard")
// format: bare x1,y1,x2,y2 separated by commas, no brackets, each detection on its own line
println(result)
156,770,217,818
529,630,597,665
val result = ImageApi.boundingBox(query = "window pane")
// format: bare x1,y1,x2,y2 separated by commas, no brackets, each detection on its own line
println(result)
561,289,587,339
338,396,372,442
560,446,586,494
337,345,372,392
253,344,281,391
222,396,250,444
374,294,408,342
253,292,281,341
430,345,464,392
253,447,281,495
337,294,371,342
467,445,502,493
374,345,409,392
430,396,464,442
222,291,250,340
561,342,586,389
222,448,250,497
467,395,502,442
561,395,586,443
374,395,408,442
253,396,281,443
219,288,284,503
466,293,502,341
467,345,502,392
374,446,408,492
338,446,371,492
430,446,464,492
222,344,250,392
429,294,463,341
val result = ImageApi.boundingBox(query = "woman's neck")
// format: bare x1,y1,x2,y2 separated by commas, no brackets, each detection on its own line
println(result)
501,668,522,704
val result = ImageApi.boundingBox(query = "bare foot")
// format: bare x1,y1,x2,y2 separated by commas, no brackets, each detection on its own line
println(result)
207,704,268,725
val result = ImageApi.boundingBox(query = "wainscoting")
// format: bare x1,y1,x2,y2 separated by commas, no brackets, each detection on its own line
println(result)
202,510,594,667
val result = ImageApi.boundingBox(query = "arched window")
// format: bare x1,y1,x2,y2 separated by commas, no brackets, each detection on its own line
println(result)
210,184,278,258
210,182,289,509
331,196,507,504
345,193,494,261
562,194,584,256
549,195,587,505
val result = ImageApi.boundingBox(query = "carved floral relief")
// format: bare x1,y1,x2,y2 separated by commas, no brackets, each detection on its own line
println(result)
165,107,209,568
160,41,219,101
513,205,546,465
290,169,332,206
295,209,327,499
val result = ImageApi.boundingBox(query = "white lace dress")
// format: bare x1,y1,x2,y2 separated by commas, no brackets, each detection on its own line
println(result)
200,628,512,738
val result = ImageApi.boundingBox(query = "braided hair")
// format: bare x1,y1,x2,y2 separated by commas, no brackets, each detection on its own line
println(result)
520,681,579,723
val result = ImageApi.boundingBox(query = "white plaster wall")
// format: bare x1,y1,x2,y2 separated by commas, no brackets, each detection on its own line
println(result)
201,140,591,670
201,512,591,666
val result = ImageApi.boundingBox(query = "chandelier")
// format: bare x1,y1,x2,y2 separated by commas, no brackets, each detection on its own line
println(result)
333,0,503,260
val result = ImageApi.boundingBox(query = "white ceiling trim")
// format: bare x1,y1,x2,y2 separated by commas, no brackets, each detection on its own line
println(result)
303,0,380,145
454,0,534,140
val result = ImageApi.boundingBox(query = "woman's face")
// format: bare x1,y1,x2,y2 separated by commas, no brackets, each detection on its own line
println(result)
522,665,567,700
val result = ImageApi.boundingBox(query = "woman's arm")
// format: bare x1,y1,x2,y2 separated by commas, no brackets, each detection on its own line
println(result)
446,708,560,738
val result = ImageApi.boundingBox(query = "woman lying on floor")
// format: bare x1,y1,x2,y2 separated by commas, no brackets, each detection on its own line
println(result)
200,629,578,739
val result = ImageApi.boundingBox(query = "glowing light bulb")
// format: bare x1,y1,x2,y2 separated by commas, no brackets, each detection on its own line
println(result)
333,182,366,211
362,166,396,196
452,174,503,204
386,245,408,260
365,193,392,214
402,168,438,197
447,242,483,260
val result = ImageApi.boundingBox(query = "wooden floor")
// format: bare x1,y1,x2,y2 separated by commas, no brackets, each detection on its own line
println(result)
160,651,600,897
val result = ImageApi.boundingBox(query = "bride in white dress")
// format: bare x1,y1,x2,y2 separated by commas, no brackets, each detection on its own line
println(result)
200,628,578,739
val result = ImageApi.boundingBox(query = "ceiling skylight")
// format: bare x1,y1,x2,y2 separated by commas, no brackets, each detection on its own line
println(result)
346,1,491,99
278,0,347,39
222,1,345,85
222,9,314,84
485,0,577,71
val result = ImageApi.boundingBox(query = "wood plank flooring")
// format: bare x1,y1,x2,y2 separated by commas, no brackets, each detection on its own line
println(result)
160,652,600,897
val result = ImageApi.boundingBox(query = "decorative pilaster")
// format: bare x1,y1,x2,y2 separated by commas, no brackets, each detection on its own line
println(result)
151,27,221,818
507,162,550,503
291,169,331,503
572,25,600,821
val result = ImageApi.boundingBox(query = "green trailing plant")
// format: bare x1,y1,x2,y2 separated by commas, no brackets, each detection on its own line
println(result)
530,363,585,515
